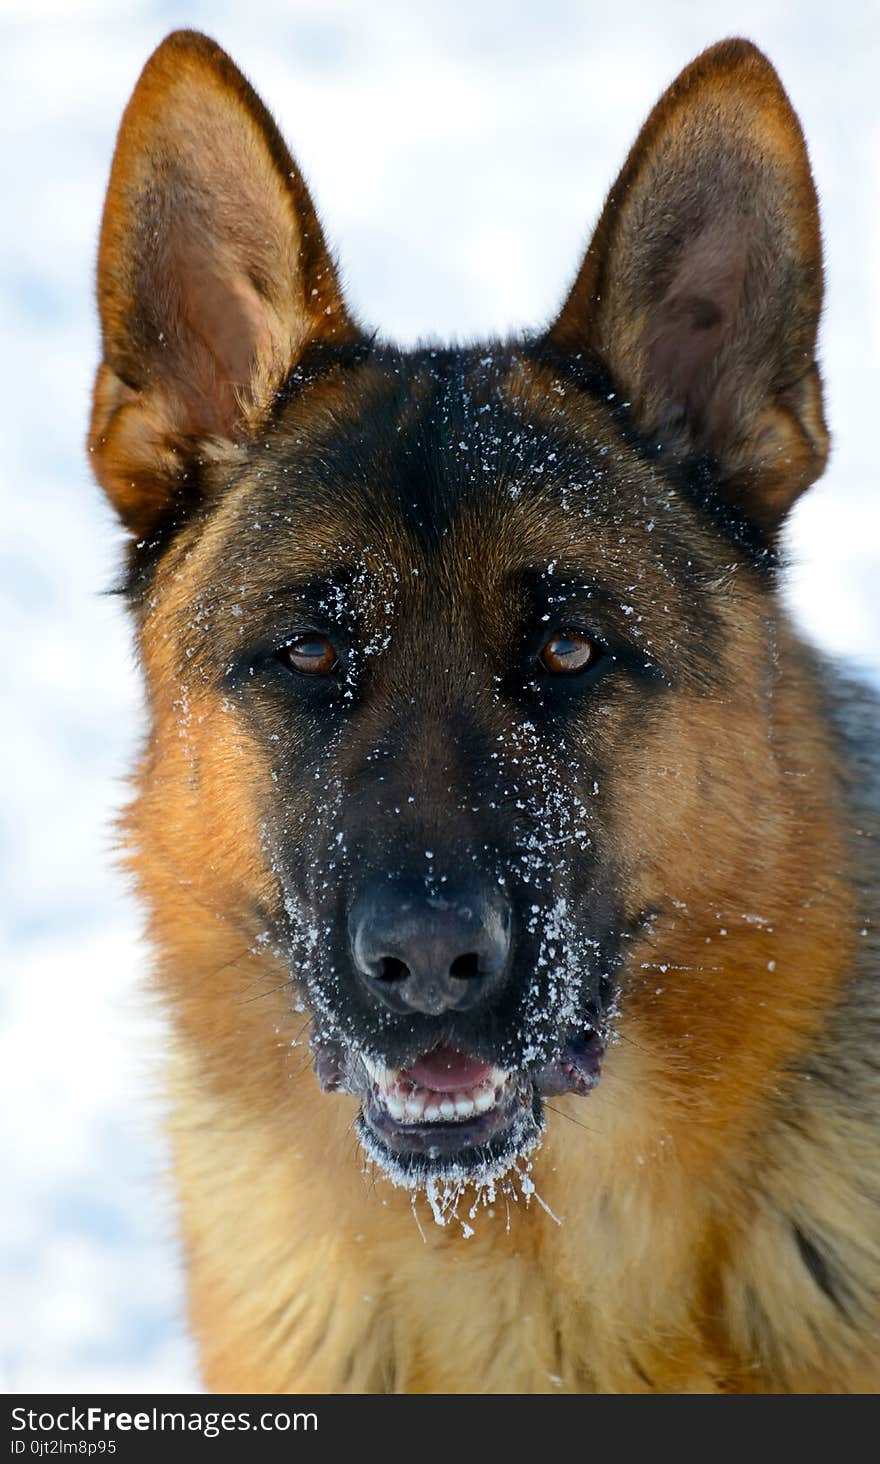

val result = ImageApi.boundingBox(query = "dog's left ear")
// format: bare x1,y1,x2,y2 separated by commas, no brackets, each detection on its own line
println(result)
89,30,360,539
545,39,827,532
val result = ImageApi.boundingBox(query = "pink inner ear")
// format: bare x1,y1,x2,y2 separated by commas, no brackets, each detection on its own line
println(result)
171,249,277,440
644,221,749,429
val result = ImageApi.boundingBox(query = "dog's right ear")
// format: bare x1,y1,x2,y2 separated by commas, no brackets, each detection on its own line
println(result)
89,30,359,539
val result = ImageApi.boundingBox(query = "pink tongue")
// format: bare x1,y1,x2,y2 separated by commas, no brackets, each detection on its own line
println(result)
403,1046,492,1093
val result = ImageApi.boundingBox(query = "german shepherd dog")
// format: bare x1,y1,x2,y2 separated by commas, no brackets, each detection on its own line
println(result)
89,31,879,1392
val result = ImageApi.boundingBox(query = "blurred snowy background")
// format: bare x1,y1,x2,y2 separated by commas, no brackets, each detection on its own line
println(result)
2,0,877,1393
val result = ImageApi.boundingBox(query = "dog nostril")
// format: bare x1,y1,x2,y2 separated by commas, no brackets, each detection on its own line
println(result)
449,952,481,980
350,887,512,1015
378,956,410,983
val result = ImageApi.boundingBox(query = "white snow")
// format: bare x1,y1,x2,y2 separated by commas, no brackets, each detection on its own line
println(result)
2,0,877,1393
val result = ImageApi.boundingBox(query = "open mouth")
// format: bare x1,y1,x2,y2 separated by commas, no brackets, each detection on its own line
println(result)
316,1034,604,1188
360,1047,536,1171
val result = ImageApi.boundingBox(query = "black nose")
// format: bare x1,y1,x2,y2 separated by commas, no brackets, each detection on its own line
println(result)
350,884,512,1016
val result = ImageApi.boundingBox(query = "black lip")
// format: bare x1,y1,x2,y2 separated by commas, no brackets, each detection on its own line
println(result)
356,1083,544,1186
533,1030,605,1096
312,1027,607,1183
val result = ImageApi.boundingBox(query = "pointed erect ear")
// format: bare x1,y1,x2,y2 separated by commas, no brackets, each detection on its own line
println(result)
89,30,360,538
545,40,828,533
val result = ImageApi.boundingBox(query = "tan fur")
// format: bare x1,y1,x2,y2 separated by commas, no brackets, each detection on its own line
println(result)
88,30,359,537
126,592,868,1393
121,480,871,1392
549,40,828,529
90,32,879,1392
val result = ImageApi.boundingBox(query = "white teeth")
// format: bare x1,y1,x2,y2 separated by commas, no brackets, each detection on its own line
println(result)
362,1054,400,1088
363,1059,514,1125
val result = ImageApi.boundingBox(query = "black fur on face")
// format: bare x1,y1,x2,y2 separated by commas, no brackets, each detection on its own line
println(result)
155,340,773,1182
93,33,828,1195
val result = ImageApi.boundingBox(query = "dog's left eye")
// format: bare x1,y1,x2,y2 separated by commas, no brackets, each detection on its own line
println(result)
278,634,339,676
538,629,601,676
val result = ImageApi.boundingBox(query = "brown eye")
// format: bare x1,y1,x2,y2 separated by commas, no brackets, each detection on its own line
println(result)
281,635,339,676
539,629,599,676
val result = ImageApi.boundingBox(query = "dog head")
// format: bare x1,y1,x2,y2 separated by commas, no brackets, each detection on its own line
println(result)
90,32,829,1189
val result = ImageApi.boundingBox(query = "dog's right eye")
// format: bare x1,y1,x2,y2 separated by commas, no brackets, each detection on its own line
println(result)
278,635,339,676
